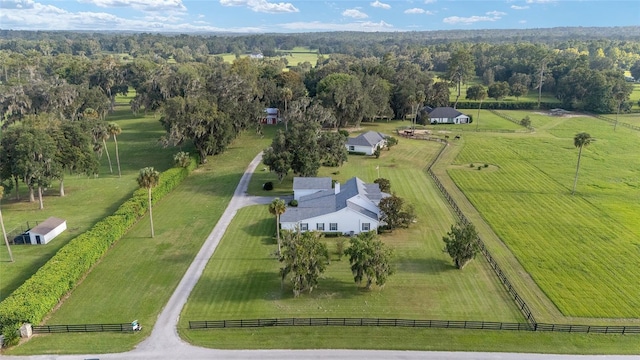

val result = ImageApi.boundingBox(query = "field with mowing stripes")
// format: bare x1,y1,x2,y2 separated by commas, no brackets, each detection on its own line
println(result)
448,114,640,318
180,125,523,330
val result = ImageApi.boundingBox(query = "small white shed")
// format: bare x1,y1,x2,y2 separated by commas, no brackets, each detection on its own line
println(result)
27,217,67,245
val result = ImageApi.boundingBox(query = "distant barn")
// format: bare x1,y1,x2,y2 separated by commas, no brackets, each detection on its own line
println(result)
26,217,67,245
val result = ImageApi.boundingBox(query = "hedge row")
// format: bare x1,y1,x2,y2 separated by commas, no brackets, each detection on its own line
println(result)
452,101,559,110
0,159,197,342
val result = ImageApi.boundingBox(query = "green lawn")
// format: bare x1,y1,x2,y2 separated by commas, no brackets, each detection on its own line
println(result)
447,113,640,319
179,122,525,347
0,93,174,301
5,128,273,355
182,327,640,354
217,47,320,68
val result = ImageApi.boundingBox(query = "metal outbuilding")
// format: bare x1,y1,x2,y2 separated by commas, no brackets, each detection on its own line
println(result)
27,217,67,244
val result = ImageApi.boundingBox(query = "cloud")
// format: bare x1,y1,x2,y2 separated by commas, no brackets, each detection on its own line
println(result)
424,0,437,3
404,8,433,15
443,11,506,25
370,0,390,9
0,0,263,32
526,0,556,3
78,0,186,12
0,0,35,9
342,9,368,19
519,20,527,24
219,0,298,14
511,5,529,10
280,20,393,32
486,11,506,16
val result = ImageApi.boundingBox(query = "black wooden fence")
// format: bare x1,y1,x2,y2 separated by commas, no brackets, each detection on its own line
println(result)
189,318,532,331
188,318,640,335
588,112,640,132
32,323,135,333
425,139,537,325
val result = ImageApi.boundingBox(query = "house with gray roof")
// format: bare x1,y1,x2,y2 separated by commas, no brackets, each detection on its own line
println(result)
281,177,389,235
346,131,387,155
422,106,470,124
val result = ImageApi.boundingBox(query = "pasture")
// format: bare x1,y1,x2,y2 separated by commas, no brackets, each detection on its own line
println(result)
0,92,175,301
448,114,640,319
5,111,640,355
181,132,522,320
218,46,320,68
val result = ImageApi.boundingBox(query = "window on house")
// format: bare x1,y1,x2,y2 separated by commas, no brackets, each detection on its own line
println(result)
362,223,370,231
317,223,325,231
300,223,308,231
330,223,338,231
349,145,355,151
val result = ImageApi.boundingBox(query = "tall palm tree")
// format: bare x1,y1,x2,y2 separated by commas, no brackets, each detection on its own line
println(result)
466,85,487,131
137,167,160,237
281,87,292,130
572,132,593,195
108,122,122,177
0,185,14,262
268,198,286,255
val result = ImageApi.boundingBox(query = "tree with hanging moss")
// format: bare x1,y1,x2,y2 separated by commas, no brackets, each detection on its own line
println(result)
443,222,479,269
345,231,394,289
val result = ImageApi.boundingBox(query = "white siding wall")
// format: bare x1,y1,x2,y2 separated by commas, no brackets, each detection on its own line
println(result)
346,144,375,155
281,208,378,235
28,221,67,245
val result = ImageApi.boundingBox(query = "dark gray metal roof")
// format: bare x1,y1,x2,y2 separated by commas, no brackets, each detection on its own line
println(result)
346,131,386,147
425,107,465,118
281,177,383,223
293,177,332,190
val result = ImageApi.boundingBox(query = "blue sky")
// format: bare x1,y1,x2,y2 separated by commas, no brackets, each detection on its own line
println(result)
1,0,638,33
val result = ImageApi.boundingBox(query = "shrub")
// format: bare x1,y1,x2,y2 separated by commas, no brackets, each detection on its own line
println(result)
477,166,482,170
263,182,274,191
338,129,349,138
0,155,197,342
469,163,475,168
373,146,382,158
289,199,298,207
484,164,489,168
348,151,367,156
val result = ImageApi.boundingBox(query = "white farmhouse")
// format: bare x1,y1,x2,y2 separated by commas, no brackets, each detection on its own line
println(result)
281,177,389,235
27,217,67,245
346,131,387,155
422,106,470,124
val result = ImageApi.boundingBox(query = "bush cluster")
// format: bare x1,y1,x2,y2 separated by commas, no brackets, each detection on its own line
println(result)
0,158,197,341
454,101,558,110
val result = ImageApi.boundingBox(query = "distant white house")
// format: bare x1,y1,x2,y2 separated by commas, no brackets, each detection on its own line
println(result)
27,217,67,245
260,108,280,125
422,107,470,124
346,131,387,155
281,177,389,235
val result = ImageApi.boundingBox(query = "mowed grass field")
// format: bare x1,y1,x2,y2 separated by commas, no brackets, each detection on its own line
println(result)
5,127,275,356
179,121,525,345
448,113,640,319
218,46,320,68
0,91,174,301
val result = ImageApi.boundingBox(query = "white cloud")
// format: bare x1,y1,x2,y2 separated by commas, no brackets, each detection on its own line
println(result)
486,11,506,16
79,0,186,12
526,0,556,3
519,20,527,24
342,9,368,19
280,20,393,32
0,0,263,32
424,0,437,3
0,0,35,9
443,11,505,25
404,8,433,15
511,5,529,10
219,0,299,14
370,0,390,9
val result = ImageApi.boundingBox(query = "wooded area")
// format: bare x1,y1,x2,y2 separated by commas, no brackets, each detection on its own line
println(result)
1,28,639,200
